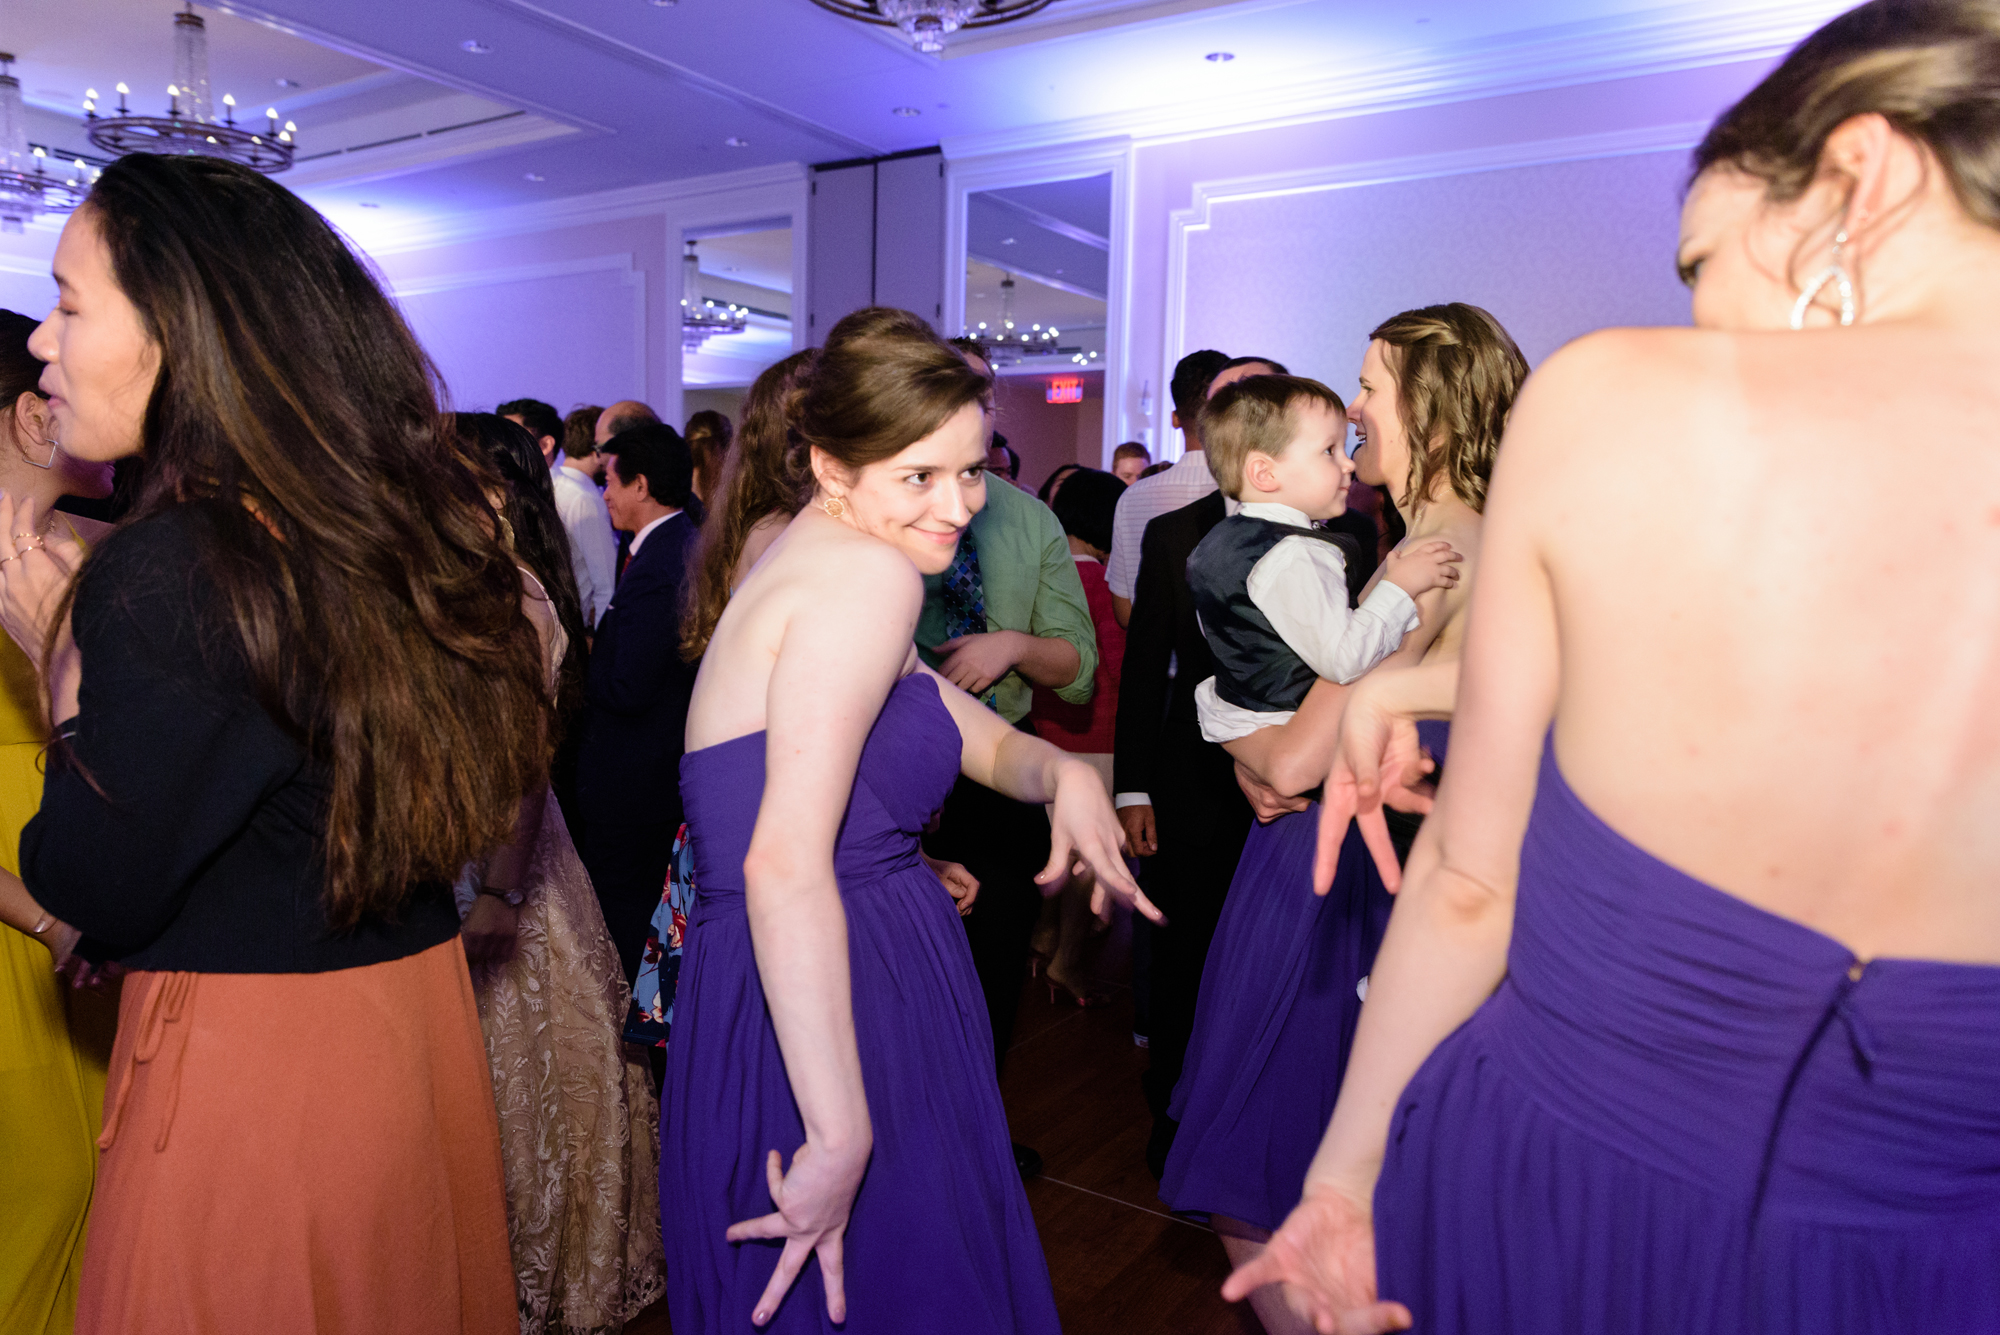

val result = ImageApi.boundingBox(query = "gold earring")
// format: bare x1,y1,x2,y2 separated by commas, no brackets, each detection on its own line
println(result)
821,495,847,519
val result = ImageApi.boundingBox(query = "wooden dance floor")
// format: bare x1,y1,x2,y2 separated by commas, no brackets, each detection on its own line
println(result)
631,972,1258,1334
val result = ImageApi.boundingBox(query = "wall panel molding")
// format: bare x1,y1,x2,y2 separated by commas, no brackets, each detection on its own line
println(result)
1158,120,1707,435
391,253,647,409
359,162,809,256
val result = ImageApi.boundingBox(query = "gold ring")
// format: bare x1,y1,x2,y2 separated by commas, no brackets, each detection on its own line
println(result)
0,553,22,566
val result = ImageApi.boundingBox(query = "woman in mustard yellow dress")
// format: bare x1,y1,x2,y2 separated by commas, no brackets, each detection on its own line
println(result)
0,306,116,1335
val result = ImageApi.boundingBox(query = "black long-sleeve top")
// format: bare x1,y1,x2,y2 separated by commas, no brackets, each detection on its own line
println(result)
22,506,459,973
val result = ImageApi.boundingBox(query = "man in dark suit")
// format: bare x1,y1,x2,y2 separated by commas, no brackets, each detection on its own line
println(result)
576,422,700,984
1116,488,1256,1179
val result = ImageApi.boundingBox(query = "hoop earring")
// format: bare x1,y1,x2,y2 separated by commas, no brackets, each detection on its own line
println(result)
1791,228,1856,330
29,436,56,469
820,495,847,519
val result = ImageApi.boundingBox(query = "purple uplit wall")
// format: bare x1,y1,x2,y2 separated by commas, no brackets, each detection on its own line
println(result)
1183,149,1692,388
360,213,674,416
1126,57,1780,456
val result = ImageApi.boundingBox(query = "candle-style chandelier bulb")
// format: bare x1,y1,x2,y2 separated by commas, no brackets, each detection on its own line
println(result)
88,13,295,172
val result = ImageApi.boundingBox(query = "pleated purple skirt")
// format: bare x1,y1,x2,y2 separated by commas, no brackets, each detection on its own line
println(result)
1375,736,2000,1332
1159,804,1393,1231
660,676,1059,1334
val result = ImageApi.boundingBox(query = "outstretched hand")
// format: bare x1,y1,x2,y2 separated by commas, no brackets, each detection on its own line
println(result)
725,1138,870,1327
1040,760,1164,925
1221,1184,1411,1335
1313,692,1435,895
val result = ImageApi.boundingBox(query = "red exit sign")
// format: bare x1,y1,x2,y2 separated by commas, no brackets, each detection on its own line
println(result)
1046,378,1084,404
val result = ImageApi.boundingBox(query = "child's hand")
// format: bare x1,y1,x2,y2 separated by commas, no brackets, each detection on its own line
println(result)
1381,538,1462,599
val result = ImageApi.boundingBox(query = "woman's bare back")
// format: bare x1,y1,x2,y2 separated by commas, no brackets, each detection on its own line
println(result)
686,507,918,753
1521,322,2000,962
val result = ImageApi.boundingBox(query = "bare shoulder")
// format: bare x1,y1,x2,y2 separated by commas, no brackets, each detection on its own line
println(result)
1497,328,1741,489
775,518,924,626
1519,328,1734,428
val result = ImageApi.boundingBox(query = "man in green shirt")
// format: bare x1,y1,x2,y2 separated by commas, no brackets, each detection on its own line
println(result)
919,346,1100,1180
915,468,1097,724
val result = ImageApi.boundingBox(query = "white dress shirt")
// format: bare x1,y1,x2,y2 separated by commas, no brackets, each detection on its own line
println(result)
1106,450,1235,603
551,463,618,628
1193,501,1420,743
625,509,680,561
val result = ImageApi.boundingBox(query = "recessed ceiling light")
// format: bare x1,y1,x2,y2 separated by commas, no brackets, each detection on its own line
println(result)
1205,50,1235,62
524,172,545,181
1001,237,1016,245
275,77,301,88
460,39,492,54
725,136,749,147
892,106,920,117
358,201,381,209
649,0,678,5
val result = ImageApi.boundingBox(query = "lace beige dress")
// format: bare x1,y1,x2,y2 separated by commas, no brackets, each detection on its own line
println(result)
456,573,666,1334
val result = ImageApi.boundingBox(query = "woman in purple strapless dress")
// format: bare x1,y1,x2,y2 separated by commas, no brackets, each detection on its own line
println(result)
1232,7,2000,1332
1165,305,1526,1335
662,308,1157,1333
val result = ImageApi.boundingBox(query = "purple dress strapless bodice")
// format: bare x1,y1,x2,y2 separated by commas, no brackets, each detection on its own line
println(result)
1375,735,2000,1332
660,674,1060,1334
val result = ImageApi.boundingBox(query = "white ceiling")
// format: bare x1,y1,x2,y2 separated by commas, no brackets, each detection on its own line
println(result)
4,0,1854,221
694,226,792,294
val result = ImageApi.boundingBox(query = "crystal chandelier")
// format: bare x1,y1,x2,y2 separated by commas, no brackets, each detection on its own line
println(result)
805,0,1058,55
680,241,748,353
968,274,1062,365
85,6,296,173
0,56,88,233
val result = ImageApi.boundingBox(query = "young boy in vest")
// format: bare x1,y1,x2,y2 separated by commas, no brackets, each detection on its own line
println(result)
1186,374,1460,743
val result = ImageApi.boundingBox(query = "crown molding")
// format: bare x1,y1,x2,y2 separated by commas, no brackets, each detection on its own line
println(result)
348,161,810,256
941,0,1845,159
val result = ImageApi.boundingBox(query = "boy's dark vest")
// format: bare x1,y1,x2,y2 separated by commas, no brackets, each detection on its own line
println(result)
1186,513,1353,714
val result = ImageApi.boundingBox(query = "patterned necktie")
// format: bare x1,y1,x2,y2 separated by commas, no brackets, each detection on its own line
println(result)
938,526,999,708
940,524,988,642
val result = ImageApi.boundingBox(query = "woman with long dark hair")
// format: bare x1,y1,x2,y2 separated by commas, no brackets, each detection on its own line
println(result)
449,412,665,1333
8,152,542,1331
661,308,1157,1331
0,306,117,1335
1235,3,2000,1330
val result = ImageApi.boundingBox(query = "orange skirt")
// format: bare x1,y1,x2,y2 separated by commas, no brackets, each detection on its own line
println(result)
78,938,516,1335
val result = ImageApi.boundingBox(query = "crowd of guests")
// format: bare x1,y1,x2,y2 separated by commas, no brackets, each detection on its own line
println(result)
4,3,2000,1332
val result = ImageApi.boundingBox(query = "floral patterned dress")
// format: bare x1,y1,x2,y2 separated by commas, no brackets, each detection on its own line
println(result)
624,827,694,1050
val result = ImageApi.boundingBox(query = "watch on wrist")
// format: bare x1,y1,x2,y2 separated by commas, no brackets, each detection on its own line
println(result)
478,885,526,907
